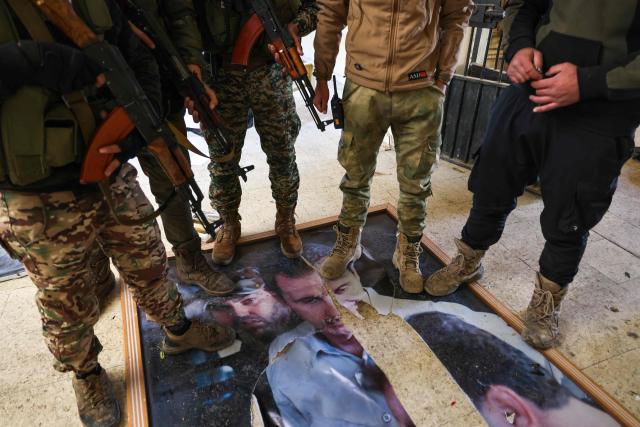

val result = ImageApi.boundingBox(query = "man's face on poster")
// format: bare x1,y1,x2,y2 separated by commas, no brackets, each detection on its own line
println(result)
276,270,353,341
224,288,286,336
325,263,366,314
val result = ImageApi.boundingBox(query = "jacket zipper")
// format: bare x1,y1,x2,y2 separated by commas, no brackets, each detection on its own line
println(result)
384,0,401,92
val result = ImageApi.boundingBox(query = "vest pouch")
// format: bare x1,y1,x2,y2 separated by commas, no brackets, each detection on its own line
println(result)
44,102,81,167
204,0,242,52
0,86,50,186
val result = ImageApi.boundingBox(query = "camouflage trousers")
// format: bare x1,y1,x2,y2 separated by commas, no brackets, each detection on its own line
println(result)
90,117,198,289
0,164,185,373
338,80,444,237
206,63,301,213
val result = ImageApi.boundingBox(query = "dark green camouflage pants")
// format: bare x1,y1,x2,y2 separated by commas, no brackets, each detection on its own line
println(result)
206,63,301,212
0,165,185,373
338,80,444,237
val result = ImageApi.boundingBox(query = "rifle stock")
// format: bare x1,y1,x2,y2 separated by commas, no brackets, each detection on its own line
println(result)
29,0,98,48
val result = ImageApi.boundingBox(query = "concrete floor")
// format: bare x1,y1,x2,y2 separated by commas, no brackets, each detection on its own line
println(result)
0,100,639,426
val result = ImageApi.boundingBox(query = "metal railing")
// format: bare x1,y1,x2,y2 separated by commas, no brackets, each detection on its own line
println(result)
441,1,509,167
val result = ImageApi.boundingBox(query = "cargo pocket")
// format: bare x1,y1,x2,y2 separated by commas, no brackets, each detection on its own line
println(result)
45,103,81,168
338,131,364,176
0,87,50,185
414,134,441,180
559,180,616,233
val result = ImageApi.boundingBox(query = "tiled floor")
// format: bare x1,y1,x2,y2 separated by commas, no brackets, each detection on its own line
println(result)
0,105,638,426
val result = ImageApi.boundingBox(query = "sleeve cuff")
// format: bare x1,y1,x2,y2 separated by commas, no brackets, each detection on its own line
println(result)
577,65,611,100
504,37,536,63
181,49,206,68
434,70,453,84
313,68,333,81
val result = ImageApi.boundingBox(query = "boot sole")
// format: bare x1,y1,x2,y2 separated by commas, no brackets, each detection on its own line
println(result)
160,334,236,356
319,245,362,280
391,254,423,294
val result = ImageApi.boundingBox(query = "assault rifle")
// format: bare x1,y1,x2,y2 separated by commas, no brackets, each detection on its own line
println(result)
231,0,337,131
29,0,223,239
117,0,254,182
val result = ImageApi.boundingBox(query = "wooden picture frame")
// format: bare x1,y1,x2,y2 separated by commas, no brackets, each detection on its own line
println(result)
121,204,640,427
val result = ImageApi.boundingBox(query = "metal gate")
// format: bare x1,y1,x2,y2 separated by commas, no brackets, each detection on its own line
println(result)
441,1,509,167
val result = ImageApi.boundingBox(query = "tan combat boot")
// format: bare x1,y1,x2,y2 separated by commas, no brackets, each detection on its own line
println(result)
212,211,241,265
522,273,568,350
275,204,302,258
319,225,362,280
161,318,236,355
392,233,424,294
72,368,120,427
174,237,235,296
88,246,116,305
425,238,485,296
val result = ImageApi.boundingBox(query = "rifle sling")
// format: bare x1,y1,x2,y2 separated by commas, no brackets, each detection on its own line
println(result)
98,180,176,226
6,0,53,42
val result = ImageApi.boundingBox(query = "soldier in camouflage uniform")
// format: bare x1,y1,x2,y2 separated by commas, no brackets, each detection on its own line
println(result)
313,0,473,293
193,0,318,265
0,1,235,426
89,0,234,301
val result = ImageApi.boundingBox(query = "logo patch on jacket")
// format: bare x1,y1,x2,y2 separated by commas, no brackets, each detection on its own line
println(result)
408,71,429,81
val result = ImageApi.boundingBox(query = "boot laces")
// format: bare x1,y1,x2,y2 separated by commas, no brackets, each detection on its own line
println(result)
80,374,107,408
402,242,422,270
216,220,236,242
331,226,352,256
439,253,465,274
276,212,296,236
529,288,558,325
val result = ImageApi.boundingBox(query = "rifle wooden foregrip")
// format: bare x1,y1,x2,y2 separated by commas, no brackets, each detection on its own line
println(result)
147,140,190,187
29,0,99,48
288,46,307,79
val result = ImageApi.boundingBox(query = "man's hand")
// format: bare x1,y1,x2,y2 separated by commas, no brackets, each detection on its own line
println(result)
268,23,302,76
314,79,330,114
507,48,544,84
98,133,146,177
184,64,218,124
529,63,580,113
435,79,447,95
187,64,203,81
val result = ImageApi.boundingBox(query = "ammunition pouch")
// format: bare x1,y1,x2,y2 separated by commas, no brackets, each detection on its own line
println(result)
0,87,83,185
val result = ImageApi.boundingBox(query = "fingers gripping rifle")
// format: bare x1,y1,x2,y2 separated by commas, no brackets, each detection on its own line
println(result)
117,0,254,182
231,0,333,131
30,0,223,239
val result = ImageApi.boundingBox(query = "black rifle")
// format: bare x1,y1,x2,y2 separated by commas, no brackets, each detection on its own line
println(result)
231,0,338,131
118,0,254,181
30,0,225,240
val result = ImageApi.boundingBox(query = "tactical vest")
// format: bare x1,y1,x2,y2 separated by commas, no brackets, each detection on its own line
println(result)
0,0,111,186
197,0,300,57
